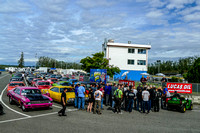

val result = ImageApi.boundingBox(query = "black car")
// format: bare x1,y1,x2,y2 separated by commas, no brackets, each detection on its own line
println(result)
10,77,23,82
0,103,4,115
59,77,69,81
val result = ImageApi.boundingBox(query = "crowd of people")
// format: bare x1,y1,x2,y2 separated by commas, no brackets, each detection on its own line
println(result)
58,76,174,116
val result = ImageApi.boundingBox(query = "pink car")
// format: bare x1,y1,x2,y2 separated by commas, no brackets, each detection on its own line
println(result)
7,87,53,111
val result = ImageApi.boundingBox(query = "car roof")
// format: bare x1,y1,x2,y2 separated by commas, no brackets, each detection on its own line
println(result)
51,86,73,88
9,81,24,83
16,87,38,90
37,81,49,82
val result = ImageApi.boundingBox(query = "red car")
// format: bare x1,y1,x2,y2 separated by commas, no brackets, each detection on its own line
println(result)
35,81,51,90
31,78,42,86
47,78,58,85
7,81,25,92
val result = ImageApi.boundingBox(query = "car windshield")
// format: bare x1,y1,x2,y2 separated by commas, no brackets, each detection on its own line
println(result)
51,79,57,82
21,89,41,95
60,82,70,86
60,88,74,92
72,80,78,83
10,83,25,86
38,82,50,85
11,78,21,81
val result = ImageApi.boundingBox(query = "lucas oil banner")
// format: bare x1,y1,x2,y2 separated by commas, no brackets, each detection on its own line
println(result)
90,69,107,83
167,83,192,94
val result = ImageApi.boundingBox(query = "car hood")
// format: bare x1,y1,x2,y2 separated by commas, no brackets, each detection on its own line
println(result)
25,94,49,101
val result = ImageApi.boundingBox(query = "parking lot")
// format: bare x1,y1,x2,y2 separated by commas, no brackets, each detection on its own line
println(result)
0,72,200,133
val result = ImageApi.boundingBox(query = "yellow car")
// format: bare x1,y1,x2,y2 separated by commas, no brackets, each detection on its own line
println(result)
41,86,75,104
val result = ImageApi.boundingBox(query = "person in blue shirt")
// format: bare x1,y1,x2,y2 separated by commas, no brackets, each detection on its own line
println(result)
162,85,168,108
77,83,86,110
74,84,80,108
105,83,112,106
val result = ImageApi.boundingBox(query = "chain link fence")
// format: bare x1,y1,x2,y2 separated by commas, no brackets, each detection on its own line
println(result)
191,83,200,95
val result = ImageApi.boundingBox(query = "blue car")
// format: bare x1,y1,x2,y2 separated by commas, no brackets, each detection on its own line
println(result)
69,79,79,85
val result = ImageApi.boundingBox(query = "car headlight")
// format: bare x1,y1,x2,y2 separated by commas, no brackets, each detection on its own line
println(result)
49,101,52,103
26,102,31,105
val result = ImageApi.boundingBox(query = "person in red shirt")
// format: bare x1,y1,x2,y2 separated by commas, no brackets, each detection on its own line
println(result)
140,76,147,86
100,85,105,109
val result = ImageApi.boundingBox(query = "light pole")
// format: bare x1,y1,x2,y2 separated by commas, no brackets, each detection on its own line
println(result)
157,60,161,73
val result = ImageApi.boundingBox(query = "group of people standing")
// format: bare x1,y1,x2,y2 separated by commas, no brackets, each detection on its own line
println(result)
58,78,171,116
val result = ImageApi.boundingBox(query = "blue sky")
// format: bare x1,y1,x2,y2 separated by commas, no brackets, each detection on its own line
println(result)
0,0,200,66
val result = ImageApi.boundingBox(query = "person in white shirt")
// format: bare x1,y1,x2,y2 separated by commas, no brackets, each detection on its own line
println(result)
93,87,103,115
142,87,150,114
133,86,137,109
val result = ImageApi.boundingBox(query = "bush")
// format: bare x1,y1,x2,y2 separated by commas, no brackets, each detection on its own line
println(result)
171,76,178,82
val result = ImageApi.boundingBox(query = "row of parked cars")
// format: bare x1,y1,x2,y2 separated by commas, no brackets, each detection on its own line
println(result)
6,72,94,112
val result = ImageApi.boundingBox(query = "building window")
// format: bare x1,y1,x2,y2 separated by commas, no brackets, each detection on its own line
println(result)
137,60,146,65
128,59,134,65
138,49,146,54
128,48,135,53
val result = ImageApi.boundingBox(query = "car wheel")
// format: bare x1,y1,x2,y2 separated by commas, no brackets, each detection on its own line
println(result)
21,104,27,112
181,106,186,113
167,105,170,111
189,104,193,110
9,96,14,104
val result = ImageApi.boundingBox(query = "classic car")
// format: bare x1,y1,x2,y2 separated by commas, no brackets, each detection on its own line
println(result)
7,87,53,111
35,81,51,90
10,77,23,82
31,78,42,86
59,77,70,81
52,81,71,86
47,78,58,85
41,86,75,104
7,81,25,92
69,79,79,85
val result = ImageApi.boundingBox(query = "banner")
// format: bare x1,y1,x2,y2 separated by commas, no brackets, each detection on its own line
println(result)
119,80,135,86
90,69,107,83
79,76,84,81
167,83,192,94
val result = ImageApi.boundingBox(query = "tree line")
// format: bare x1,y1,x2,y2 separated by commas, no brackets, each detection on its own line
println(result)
148,56,200,83
37,56,81,69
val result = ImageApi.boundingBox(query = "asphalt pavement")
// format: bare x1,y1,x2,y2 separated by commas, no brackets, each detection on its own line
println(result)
0,72,200,133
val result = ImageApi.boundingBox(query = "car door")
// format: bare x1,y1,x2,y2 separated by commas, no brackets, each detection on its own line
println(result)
49,87,60,102
13,88,21,104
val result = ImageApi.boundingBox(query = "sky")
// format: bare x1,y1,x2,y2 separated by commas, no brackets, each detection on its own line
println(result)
0,0,200,66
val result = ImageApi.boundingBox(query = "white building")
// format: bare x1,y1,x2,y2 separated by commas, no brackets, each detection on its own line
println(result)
102,39,151,81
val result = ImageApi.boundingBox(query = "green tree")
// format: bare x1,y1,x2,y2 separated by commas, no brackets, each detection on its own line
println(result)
18,52,24,68
80,52,120,77
187,58,200,83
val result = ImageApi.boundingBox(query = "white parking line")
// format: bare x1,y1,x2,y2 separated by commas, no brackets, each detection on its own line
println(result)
0,74,10,80
52,105,62,109
0,109,78,124
0,85,31,117
24,77,28,86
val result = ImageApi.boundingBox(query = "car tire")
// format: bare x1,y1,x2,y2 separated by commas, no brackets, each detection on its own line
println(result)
189,104,193,110
21,103,27,112
9,96,14,104
181,106,186,113
167,105,170,110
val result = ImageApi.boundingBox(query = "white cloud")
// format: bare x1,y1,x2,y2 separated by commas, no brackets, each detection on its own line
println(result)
146,10,163,18
0,0,31,13
166,0,195,9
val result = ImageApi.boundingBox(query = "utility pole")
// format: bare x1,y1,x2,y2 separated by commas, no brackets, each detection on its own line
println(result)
35,53,37,69
157,60,161,73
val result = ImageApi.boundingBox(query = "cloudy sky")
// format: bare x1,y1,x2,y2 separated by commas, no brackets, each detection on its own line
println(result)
0,0,200,66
